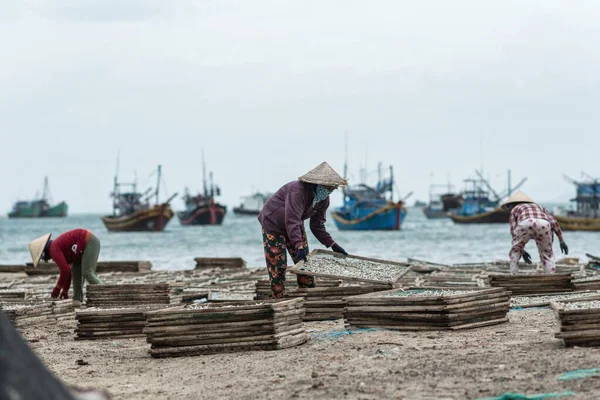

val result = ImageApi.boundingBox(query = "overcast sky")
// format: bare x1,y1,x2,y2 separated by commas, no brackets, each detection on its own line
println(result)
1,0,599,213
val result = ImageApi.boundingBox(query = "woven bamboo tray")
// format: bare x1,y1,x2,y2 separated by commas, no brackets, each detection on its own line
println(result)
289,249,412,285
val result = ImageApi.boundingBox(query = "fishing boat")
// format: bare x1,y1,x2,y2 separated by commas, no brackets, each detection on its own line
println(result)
101,165,177,232
553,175,600,231
178,155,227,226
8,177,68,218
422,184,461,219
331,164,409,231
449,170,526,224
233,192,271,216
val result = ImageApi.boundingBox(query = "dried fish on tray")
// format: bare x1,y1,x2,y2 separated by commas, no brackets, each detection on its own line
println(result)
344,287,511,331
289,249,412,285
511,291,600,309
551,298,600,347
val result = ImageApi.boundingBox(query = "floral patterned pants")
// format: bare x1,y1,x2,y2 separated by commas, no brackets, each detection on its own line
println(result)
509,218,555,274
262,228,315,299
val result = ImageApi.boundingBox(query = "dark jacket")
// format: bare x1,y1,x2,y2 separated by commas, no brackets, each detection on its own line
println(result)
258,181,335,249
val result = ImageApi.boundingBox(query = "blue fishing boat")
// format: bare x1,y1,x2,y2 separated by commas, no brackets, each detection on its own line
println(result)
448,170,526,224
331,165,408,231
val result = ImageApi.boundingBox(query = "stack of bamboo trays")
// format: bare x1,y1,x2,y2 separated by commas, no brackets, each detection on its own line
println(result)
254,278,341,300
0,289,32,303
488,273,574,295
344,287,511,331
194,258,246,270
85,283,184,308
573,277,600,291
144,298,307,358
0,265,25,273
1,300,74,328
75,307,155,340
552,298,600,347
285,249,414,321
284,285,392,321
24,261,153,276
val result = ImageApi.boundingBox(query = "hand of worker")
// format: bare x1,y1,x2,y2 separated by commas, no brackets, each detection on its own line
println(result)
332,243,348,255
59,291,69,300
560,241,569,255
522,251,532,265
295,248,308,263
51,287,60,299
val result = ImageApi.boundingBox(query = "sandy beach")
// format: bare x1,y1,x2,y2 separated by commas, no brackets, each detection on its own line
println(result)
18,308,600,400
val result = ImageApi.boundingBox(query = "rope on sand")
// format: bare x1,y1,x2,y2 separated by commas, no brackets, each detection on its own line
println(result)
558,368,600,381
477,391,574,400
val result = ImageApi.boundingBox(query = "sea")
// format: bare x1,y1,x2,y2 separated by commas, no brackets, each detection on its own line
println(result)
1,207,598,270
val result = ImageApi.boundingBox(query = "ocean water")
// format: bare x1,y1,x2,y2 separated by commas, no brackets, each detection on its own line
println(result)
1,207,598,270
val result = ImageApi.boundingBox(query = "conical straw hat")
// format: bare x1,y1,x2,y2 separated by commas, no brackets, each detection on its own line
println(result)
502,191,534,209
298,162,348,187
28,233,51,267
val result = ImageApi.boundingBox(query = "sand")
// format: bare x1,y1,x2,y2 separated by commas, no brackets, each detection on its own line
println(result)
18,309,600,400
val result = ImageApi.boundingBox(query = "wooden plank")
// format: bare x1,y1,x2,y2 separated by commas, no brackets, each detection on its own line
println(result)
449,317,508,330
149,326,305,346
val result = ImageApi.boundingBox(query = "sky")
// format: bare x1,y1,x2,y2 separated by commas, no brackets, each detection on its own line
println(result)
1,0,599,213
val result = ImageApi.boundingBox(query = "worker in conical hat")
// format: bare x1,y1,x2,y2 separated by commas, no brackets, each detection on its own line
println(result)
501,191,568,274
258,162,349,298
28,229,102,305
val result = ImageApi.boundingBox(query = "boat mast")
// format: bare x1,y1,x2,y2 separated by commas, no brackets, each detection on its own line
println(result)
594,179,599,219
113,154,120,216
155,165,162,205
42,177,50,202
343,132,348,196
343,131,348,179
389,165,394,202
507,169,512,196
202,149,208,197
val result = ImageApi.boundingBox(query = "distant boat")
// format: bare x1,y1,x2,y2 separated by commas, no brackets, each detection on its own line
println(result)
422,184,461,219
553,175,600,231
331,163,409,231
8,177,68,218
413,200,427,208
233,192,271,216
178,152,227,226
101,164,177,232
449,170,526,224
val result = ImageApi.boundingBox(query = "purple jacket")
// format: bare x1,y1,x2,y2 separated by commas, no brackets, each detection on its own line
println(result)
258,181,335,250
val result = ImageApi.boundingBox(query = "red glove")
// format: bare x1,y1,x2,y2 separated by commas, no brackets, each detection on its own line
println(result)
59,291,69,300
51,287,60,299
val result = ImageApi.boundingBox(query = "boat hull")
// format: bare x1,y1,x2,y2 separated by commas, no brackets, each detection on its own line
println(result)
332,203,406,231
554,216,600,232
178,204,227,226
422,207,448,219
232,207,260,216
45,202,68,217
101,205,174,232
449,208,509,224
8,201,68,218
